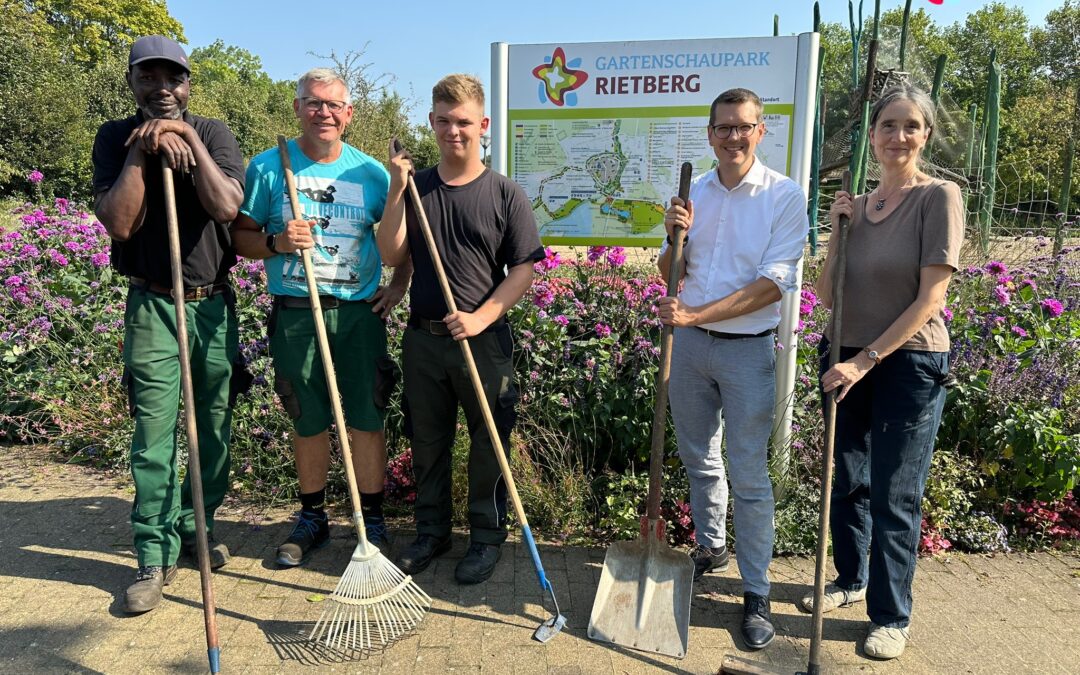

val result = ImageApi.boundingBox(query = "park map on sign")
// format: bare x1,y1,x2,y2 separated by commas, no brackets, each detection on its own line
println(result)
510,113,791,244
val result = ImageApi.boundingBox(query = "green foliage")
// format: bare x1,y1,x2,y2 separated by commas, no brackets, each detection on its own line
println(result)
187,41,296,159
26,0,184,64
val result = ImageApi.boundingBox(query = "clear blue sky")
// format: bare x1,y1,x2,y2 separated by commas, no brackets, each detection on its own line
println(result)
172,0,1062,125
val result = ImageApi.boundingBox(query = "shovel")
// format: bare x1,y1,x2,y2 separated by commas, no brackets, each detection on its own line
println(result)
586,162,696,659
720,170,854,675
160,156,221,673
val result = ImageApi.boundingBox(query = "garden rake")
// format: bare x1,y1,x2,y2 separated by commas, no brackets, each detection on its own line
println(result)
275,136,431,655
587,162,695,659
720,170,854,675
393,139,566,642
160,156,221,674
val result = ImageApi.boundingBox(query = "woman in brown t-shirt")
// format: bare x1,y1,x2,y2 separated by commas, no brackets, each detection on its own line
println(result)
802,84,964,661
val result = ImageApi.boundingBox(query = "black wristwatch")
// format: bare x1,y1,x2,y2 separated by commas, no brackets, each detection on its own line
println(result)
266,233,279,254
666,234,689,246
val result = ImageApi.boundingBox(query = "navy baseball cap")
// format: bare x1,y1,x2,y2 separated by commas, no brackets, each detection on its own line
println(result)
129,35,190,73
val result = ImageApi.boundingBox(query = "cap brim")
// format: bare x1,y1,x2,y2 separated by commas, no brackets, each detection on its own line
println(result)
129,56,190,74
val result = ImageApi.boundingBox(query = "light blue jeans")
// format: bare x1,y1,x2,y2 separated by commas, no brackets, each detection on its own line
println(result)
669,326,776,597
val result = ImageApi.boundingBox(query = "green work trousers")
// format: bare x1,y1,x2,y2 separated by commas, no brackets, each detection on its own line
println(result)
402,323,519,546
122,286,238,567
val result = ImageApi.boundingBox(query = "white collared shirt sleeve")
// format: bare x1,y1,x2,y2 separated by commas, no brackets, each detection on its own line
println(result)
756,182,809,294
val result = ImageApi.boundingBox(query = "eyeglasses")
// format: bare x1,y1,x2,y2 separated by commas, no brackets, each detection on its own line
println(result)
709,123,759,139
301,97,348,114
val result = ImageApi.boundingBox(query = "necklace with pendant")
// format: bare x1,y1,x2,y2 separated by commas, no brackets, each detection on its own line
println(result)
874,175,916,211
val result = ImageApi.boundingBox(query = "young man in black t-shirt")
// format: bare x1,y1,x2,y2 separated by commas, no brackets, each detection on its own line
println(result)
379,74,544,584
92,35,245,614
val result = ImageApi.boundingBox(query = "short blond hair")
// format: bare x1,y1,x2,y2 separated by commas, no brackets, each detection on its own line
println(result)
432,74,485,109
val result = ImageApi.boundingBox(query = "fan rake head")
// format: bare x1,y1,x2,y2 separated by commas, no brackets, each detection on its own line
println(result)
309,543,432,654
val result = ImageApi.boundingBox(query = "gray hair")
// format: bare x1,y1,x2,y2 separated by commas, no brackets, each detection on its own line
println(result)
296,68,351,103
870,84,936,138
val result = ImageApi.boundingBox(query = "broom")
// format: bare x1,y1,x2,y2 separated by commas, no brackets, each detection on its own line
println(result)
274,136,431,654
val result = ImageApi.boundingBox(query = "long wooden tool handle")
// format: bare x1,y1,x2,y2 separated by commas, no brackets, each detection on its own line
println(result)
808,169,853,674
646,162,692,521
276,136,368,543
161,156,220,672
394,140,555,589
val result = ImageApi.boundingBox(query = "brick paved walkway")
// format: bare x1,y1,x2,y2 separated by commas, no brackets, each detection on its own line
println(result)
2,445,1078,674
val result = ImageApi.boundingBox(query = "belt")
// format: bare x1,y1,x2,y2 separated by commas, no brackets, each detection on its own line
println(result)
409,315,506,336
129,277,230,301
275,295,370,310
695,326,775,340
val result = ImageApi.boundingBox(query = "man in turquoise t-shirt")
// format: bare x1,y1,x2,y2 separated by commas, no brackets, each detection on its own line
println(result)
233,67,411,565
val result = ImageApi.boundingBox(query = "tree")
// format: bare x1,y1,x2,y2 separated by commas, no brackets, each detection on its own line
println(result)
941,2,1038,110
188,41,296,159
23,0,184,65
1032,0,1080,88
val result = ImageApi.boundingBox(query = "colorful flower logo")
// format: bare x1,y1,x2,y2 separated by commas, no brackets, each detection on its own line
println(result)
532,47,588,107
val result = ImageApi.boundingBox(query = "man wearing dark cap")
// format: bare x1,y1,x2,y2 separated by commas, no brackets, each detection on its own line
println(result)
93,35,245,614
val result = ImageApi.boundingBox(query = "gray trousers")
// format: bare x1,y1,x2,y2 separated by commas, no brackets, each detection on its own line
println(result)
669,326,776,596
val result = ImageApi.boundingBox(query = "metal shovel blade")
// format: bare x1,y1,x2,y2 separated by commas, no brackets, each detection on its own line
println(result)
587,518,694,659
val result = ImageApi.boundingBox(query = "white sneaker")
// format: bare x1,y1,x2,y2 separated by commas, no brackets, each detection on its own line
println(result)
798,583,867,613
864,623,910,660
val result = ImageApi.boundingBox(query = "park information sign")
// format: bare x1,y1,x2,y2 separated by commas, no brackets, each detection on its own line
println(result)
491,34,819,466
491,36,818,246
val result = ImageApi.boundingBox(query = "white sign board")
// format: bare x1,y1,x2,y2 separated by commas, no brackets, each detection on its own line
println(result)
492,36,818,246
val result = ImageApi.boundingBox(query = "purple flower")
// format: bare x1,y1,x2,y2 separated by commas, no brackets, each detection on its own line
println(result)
1011,326,1028,338
53,197,69,215
533,282,555,308
90,252,110,268
535,247,562,272
986,261,1007,275
594,322,612,338
605,246,626,267
587,246,607,263
993,285,1010,305
5,275,23,287
1041,298,1064,318
553,314,569,326
27,170,43,184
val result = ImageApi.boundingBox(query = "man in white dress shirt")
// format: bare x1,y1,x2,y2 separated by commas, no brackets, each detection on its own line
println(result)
659,87,808,651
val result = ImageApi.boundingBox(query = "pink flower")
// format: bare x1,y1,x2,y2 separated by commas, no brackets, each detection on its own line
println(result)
27,170,43,184
985,261,1007,275
605,246,626,267
1040,298,1064,318
594,322,612,338
587,246,607,263
942,306,953,322
992,285,1010,305
90,252,110,268
553,314,569,326
1011,326,1028,338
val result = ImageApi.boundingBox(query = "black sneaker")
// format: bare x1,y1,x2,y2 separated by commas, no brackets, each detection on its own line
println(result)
397,534,452,575
455,542,501,584
364,520,393,556
181,535,230,569
276,510,330,567
742,592,775,650
689,543,730,580
124,565,177,614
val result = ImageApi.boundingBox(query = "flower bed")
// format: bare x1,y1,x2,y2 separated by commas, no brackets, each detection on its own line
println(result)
2,187,1078,554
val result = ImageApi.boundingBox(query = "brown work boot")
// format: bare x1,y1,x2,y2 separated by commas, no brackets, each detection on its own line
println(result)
182,535,230,569
124,565,177,614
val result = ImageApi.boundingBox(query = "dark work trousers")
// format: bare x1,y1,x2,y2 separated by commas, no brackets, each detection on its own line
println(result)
402,323,518,546
819,340,949,629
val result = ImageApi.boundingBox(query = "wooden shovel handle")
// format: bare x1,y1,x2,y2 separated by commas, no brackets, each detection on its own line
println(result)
646,162,693,521
809,169,852,670
160,155,219,667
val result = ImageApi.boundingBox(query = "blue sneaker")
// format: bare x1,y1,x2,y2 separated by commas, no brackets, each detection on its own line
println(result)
364,520,393,556
276,510,329,567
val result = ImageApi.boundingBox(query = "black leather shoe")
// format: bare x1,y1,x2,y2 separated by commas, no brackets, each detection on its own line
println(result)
689,544,729,580
397,534,452,574
455,542,501,584
181,535,230,569
742,592,775,650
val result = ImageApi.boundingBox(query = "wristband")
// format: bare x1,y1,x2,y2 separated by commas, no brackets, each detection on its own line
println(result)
666,234,688,246
266,233,279,254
